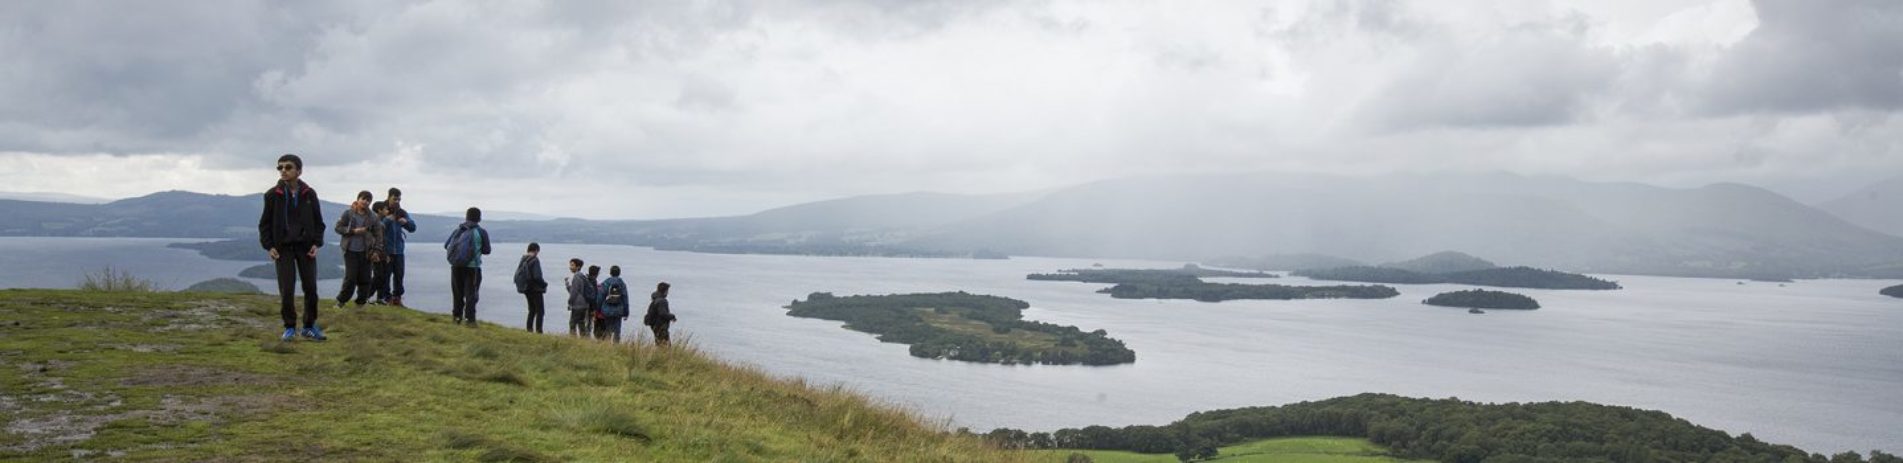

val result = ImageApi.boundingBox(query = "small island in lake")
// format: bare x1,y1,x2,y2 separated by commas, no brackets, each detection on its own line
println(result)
784,292,1135,366
1029,265,1395,302
1883,284,1903,299
1424,289,1541,310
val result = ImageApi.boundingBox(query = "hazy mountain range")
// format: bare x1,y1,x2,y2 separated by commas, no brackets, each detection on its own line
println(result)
1817,174,1903,239
4,172,1901,279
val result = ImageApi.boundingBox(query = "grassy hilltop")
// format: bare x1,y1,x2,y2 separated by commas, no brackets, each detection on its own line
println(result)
0,289,1016,462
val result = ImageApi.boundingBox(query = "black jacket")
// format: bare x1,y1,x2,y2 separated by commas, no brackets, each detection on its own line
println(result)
258,180,325,250
643,293,675,326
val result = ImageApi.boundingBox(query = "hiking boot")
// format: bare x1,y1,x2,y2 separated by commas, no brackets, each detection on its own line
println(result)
391,297,404,307
370,300,388,306
280,328,296,342
335,299,346,309
301,326,327,342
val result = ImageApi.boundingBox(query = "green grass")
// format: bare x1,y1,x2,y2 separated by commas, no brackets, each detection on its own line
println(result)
916,310,1086,356
1028,437,1429,463
0,289,1020,462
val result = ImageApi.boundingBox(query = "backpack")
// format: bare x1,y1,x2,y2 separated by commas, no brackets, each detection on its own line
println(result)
512,256,534,293
446,226,481,266
604,281,624,306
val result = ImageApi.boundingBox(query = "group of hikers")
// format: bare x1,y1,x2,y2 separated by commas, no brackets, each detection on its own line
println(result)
257,153,676,344
508,244,677,344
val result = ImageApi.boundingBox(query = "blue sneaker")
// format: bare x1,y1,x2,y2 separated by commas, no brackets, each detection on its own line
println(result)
301,326,327,342
280,328,296,342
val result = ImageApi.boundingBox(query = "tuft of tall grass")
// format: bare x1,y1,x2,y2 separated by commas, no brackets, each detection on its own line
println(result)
77,266,156,292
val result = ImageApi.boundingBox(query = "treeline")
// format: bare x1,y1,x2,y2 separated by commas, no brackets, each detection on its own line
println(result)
1102,282,1398,302
1027,265,1278,286
1424,289,1540,310
785,292,1135,366
1295,266,1621,290
1881,284,1903,299
983,393,1900,463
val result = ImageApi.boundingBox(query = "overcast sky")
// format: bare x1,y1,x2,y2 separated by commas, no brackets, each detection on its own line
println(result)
1,0,1899,219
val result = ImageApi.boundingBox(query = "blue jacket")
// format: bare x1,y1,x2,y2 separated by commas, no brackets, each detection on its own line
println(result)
598,276,630,317
385,208,418,255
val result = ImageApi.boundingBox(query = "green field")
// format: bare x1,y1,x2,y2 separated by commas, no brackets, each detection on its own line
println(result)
1029,437,1429,463
0,289,1017,462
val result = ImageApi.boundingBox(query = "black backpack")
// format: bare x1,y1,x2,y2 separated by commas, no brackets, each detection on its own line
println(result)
604,282,624,306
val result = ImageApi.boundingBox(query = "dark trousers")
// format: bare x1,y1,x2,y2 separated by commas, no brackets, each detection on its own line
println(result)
372,258,391,302
649,323,670,346
568,310,591,336
336,250,373,305
451,266,482,322
524,292,545,333
273,243,320,329
388,253,406,299
598,317,623,343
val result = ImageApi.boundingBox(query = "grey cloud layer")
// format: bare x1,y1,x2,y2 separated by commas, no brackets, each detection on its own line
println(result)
0,0,1898,206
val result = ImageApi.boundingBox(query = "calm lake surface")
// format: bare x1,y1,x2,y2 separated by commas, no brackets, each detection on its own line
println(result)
1,237,1898,453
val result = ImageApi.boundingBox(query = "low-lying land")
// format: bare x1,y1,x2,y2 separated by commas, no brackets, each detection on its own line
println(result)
1027,265,1278,285
785,292,1135,366
987,394,1897,463
1294,266,1621,290
0,289,1014,461
1882,284,1903,299
174,239,344,281
1029,266,1392,303
1101,282,1399,302
1423,289,1540,310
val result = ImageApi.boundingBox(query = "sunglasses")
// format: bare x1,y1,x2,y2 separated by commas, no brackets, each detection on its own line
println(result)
276,164,298,172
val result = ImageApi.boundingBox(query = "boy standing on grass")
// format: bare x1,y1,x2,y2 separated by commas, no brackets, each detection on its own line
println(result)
446,207,492,326
382,188,417,307
258,154,326,342
514,243,548,333
334,191,383,309
598,265,629,343
565,258,591,336
644,282,675,347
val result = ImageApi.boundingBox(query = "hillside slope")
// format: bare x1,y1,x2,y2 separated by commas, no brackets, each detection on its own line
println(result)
0,290,1014,462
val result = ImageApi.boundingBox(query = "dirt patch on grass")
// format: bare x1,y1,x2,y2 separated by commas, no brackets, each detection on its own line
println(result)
120,365,278,388
106,343,182,353
140,301,267,332
3,393,302,454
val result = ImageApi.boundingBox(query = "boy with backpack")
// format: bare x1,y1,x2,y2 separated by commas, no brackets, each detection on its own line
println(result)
334,191,384,309
643,282,676,347
513,243,548,333
445,207,492,326
597,265,630,343
565,259,592,337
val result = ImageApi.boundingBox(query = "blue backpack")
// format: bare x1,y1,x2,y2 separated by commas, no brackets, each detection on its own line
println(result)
446,227,482,266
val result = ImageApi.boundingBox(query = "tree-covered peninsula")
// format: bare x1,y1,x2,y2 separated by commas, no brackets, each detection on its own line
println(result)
785,292,1135,366
1882,284,1903,299
985,393,1897,463
1423,289,1540,310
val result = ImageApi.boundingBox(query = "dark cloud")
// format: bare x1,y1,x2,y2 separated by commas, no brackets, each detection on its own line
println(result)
1698,0,1903,114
